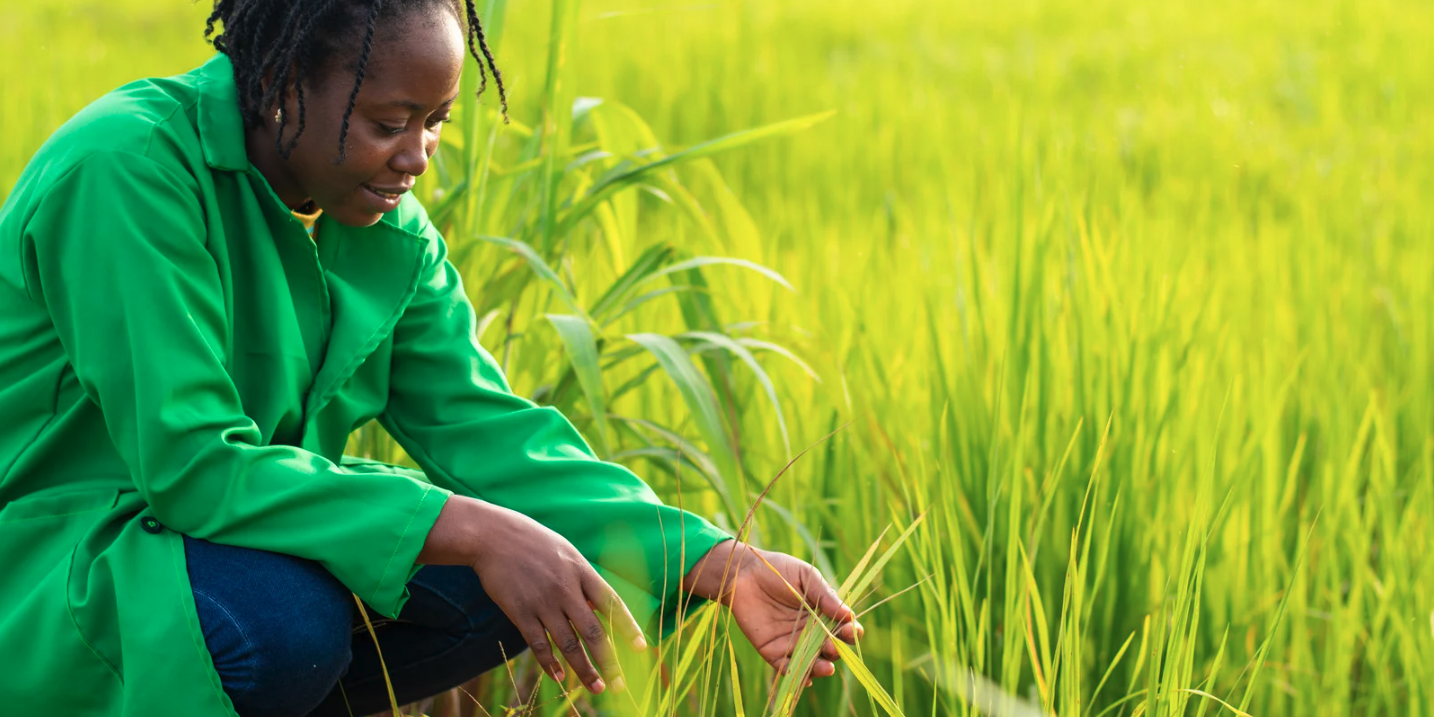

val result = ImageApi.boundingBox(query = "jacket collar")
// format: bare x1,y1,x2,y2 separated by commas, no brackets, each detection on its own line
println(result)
196,53,250,172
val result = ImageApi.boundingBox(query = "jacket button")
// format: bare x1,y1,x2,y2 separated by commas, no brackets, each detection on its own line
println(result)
140,516,164,534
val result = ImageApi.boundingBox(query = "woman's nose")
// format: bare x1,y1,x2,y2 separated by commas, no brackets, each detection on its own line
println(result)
390,134,430,177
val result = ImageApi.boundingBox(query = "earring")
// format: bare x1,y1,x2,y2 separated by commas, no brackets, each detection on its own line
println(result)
274,107,284,123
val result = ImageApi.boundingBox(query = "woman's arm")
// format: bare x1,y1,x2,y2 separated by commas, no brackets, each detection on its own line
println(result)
25,150,449,618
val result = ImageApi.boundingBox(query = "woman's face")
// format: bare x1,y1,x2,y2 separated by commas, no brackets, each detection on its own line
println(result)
254,7,466,227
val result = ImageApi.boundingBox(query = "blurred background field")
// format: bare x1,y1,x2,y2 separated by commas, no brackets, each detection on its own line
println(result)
4,0,1433,715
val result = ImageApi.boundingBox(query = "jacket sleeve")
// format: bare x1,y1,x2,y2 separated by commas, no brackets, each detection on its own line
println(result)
26,151,450,618
378,204,732,638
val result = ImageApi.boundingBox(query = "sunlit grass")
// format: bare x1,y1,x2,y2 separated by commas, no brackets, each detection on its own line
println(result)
5,0,1433,714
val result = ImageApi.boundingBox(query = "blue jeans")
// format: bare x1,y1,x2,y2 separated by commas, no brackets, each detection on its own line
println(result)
183,535,527,717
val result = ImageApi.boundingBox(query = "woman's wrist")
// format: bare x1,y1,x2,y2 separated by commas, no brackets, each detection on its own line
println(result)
416,494,489,567
682,539,760,605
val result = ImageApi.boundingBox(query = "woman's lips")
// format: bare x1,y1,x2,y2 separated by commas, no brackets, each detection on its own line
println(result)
361,183,405,212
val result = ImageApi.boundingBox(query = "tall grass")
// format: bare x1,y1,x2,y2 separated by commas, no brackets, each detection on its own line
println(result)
5,0,1434,715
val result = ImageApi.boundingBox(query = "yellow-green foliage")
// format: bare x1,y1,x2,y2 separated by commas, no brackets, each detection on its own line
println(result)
5,0,1433,715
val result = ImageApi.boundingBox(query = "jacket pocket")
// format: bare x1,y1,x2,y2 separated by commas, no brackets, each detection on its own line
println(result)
0,488,125,713
0,487,123,633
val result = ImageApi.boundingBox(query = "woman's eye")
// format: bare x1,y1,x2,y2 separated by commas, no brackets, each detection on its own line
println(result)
379,123,405,136
425,117,453,129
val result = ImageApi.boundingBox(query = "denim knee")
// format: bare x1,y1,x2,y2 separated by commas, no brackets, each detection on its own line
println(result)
305,565,528,717
185,535,355,717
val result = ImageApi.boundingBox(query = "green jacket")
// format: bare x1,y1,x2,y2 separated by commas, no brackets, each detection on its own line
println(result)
0,54,728,716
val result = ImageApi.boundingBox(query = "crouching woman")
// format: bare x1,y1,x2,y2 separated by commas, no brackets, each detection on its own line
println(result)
0,1,858,715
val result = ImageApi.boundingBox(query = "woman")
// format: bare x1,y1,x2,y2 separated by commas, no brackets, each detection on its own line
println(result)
0,1,859,715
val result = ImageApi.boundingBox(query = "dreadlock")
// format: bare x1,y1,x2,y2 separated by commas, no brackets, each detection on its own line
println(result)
204,0,509,163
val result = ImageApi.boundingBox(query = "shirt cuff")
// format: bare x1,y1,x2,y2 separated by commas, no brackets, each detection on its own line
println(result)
367,484,452,617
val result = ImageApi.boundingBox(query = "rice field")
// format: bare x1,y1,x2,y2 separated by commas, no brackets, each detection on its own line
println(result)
4,0,1433,715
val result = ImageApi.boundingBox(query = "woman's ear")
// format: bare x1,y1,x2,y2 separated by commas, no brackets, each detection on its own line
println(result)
257,75,309,157
256,66,301,125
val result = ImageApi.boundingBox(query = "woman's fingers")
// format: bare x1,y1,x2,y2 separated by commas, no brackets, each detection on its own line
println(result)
796,659,835,688
500,580,644,696
797,567,863,647
543,609,605,693
454,503,654,696
772,655,838,682
566,596,626,693
801,568,853,624
838,619,863,644
514,617,566,683
584,571,647,651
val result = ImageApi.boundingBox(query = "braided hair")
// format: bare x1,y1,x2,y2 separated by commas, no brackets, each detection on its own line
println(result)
204,0,508,162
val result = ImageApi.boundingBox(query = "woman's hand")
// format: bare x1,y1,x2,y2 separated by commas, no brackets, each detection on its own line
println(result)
682,540,862,683
418,496,645,695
